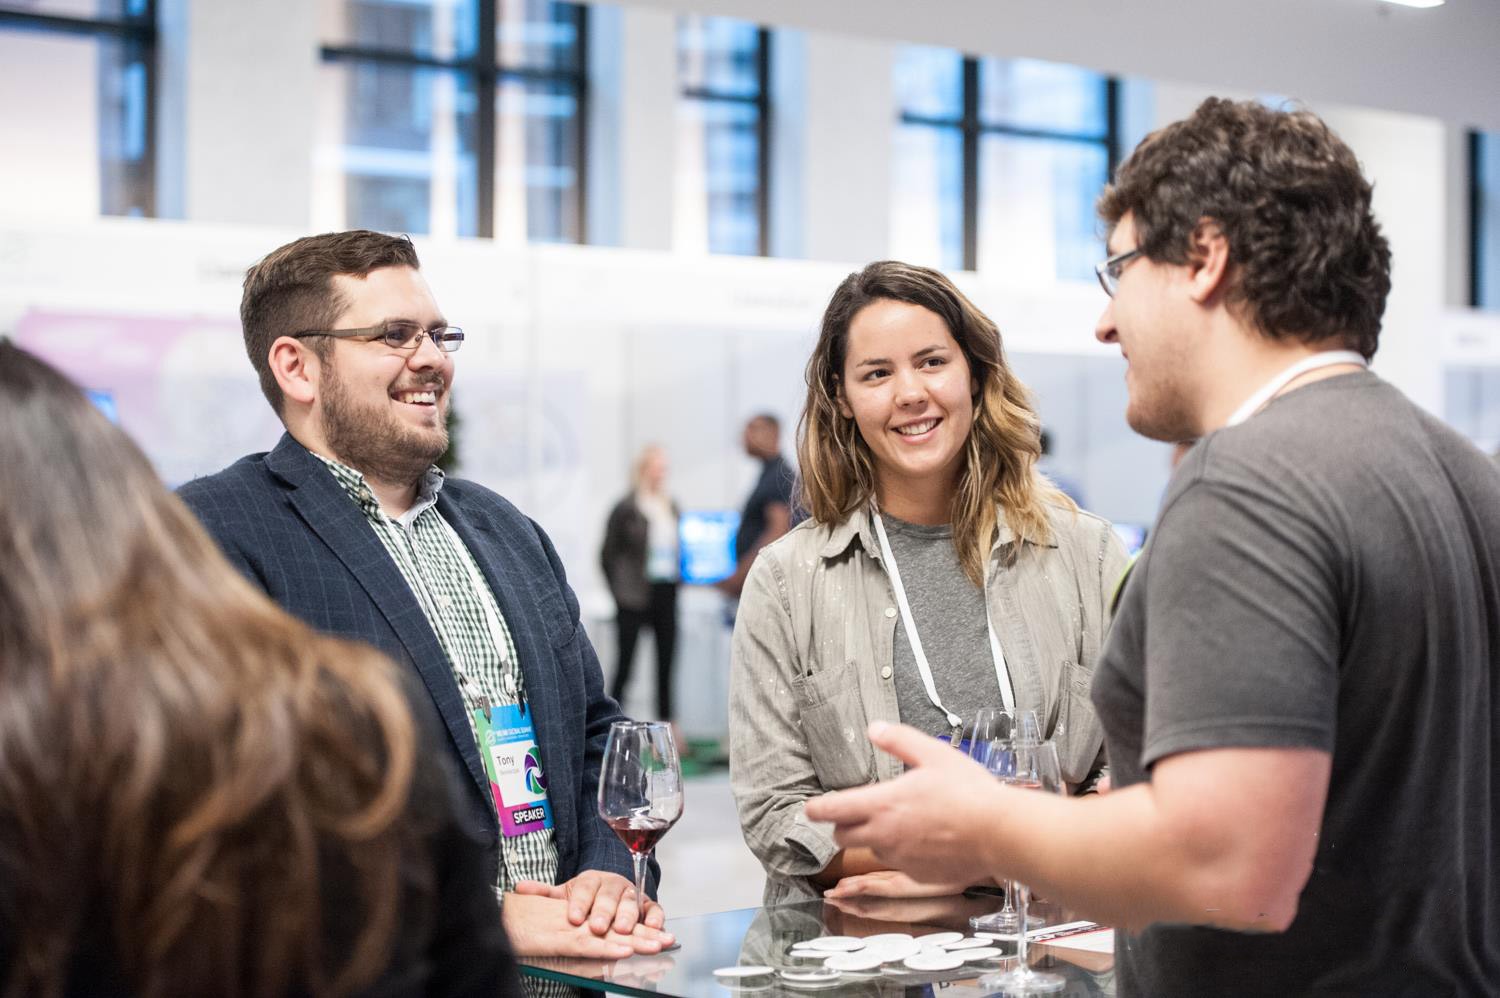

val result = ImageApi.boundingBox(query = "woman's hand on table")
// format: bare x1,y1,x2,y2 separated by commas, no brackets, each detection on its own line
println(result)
824,870,972,900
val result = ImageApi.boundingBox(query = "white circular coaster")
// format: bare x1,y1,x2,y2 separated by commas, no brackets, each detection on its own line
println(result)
943,937,993,951
958,947,1005,962
714,966,775,979
864,938,921,962
904,951,966,972
860,932,915,947
780,968,844,990
800,936,865,952
823,951,888,972
914,931,964,947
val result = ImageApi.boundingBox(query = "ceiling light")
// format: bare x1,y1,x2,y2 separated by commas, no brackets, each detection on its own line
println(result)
1379,0,1445,7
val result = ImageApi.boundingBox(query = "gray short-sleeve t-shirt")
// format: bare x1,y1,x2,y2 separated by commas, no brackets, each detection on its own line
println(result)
1092,370,1500,996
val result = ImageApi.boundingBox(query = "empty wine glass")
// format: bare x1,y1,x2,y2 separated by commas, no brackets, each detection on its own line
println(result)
962,706,1013,764
985,739,1067,995
597,721,684,904
969,709,1043,935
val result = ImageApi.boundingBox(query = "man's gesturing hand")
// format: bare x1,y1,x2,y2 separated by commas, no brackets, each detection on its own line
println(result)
804,721,1011,887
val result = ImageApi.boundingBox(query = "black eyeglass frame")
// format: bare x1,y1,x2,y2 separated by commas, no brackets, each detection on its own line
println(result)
1095,247,1144,298
289,321,465,353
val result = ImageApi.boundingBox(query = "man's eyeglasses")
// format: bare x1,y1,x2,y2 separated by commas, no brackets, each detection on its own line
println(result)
1094,248,1144,298
291,321,465,354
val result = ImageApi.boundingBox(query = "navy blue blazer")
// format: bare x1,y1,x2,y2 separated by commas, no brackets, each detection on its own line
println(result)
179,433,654,894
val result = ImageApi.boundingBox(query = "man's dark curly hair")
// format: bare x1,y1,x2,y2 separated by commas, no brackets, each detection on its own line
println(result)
1098,98,1392,359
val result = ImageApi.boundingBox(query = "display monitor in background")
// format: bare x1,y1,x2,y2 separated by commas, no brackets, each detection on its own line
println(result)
679,510,740,585
86,388,119,424
1111,522,1148,556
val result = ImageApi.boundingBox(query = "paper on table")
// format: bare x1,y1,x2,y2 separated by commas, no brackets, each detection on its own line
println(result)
1046,929,1114,954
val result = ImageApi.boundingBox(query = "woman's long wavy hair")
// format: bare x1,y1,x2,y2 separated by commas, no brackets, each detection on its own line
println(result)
798,261,1072,586
0,344,417,998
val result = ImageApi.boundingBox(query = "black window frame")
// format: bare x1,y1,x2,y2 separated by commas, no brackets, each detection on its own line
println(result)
898,53,1119,272
320,0,590,242
678,22,772,258
0,3,158,217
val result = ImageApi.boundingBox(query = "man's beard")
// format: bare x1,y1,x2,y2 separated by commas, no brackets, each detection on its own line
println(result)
320,361,449,488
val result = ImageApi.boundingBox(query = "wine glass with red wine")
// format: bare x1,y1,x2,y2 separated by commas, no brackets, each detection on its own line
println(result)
598,721,684,904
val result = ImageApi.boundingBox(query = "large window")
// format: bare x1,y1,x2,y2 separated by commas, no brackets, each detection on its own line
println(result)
891,47,1116,280
317,0,586,242
676,16,768,257
0,0,155,217
1472,130,1500,310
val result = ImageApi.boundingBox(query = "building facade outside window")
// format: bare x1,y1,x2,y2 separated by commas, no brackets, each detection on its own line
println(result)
315,0,586,242
891,46,1116,282
675,15,769,257
0,0,156,218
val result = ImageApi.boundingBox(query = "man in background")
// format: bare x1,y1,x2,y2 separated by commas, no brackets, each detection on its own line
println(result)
808,98,1499,996
718,412,794,598
180,230,672,961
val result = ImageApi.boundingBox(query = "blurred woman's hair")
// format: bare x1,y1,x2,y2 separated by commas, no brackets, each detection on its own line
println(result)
798,261,1072,586
0,342,417,998
630,442,665,492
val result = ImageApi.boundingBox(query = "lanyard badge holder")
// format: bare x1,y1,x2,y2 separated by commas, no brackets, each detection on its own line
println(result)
473,690,554,838
872,508,1016,745
451,542,552,837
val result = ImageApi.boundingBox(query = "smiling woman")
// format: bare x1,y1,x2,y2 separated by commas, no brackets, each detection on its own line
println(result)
728,260,1130,905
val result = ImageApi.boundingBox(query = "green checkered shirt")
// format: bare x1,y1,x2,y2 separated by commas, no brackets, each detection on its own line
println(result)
316,454,559,894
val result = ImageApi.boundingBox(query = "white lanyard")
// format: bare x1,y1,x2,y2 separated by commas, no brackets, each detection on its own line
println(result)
1224,351,1367,427
871,509,1015,729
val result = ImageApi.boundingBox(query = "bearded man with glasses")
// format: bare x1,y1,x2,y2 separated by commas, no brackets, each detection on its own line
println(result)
180,230,674,965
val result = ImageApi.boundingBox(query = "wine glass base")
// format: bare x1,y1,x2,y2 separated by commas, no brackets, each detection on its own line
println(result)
969,910,1044,934
979,967,1067,994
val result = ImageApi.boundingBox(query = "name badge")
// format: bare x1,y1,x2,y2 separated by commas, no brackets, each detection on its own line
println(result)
473,703,554,838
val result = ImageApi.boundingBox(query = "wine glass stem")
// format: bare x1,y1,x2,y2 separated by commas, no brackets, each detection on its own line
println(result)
633,849,649,905
1015,883,1031,974
1001,878,1016,916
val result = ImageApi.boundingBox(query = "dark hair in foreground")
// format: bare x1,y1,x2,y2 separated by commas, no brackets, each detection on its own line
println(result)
799,261,1071,586
1099,97,1392,359
0,343,417,998
241,229,421,416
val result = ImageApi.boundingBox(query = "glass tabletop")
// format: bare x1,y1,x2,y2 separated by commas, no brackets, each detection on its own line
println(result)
519,894,1114,998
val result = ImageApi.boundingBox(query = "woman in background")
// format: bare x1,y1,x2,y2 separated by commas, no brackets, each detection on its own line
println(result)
600,444,681,725
730,262,1128,904
0,343,516,998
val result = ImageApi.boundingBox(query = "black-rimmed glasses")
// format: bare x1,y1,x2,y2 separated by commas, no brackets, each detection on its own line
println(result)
291,320,465,353
1094,247,1144,298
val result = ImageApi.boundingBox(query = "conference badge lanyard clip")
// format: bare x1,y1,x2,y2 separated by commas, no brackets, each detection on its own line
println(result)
871,507,1015,749
1224,350,1367,428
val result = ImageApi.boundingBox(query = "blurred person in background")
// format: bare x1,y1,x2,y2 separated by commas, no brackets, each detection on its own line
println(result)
600,444,681,729
730,261,1128,904
0,342,517,998
717,414,794,599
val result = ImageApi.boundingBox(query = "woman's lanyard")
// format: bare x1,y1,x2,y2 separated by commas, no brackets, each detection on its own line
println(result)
1224,351,1367,427
871,509,1015,730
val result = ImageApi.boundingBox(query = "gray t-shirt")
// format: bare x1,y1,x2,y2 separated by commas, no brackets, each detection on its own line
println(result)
882,515,1007,739
1092,370,1500,997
